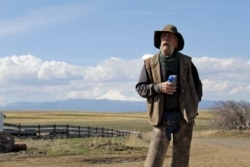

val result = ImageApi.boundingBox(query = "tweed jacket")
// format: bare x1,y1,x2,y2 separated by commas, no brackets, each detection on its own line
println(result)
136,52,202,126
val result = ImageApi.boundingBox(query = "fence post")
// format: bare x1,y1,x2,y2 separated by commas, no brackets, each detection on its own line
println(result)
106,128,109,137
18,123,21,137
66,124,69,138
111,129,114,137
53,124,56,137
88,126,90,137
38,124,41,138
78,126,81,137
102,127,104,137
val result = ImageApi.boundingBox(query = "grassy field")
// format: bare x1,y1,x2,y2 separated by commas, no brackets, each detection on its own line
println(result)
1,110,250,167
3,110,214,131
4,110,151,132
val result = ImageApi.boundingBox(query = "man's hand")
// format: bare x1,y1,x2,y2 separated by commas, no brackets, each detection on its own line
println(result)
161,81,176,95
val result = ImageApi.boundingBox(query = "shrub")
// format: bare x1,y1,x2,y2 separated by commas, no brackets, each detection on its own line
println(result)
213,100,250,130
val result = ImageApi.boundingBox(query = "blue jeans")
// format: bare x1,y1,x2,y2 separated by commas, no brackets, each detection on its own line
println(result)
162,111,183,140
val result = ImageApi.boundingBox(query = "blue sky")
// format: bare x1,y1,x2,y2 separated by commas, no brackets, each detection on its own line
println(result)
0,0,250,105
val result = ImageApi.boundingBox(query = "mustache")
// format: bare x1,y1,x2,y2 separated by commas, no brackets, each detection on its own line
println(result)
162,42,172,46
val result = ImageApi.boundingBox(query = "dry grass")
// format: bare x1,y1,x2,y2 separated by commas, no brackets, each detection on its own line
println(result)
1,110,250,167
4,110,213,132
4,111,150,132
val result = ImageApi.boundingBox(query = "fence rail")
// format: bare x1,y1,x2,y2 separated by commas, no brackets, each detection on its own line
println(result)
3,123,142,139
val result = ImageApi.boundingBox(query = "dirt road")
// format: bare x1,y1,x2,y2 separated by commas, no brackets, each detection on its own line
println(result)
0,137,249,167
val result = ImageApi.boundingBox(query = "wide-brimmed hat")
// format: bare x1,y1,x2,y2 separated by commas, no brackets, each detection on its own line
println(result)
154,24,184,51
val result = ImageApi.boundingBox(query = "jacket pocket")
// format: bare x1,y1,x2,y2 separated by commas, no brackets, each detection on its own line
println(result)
147,95,163,126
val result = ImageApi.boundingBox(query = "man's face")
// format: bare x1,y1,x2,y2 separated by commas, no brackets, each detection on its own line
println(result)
160,32,178,56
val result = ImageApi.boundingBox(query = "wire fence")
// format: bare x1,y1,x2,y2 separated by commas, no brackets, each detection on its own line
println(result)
4,123,142,139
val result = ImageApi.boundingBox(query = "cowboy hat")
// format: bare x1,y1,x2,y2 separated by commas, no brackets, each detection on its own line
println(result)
154,24,184,51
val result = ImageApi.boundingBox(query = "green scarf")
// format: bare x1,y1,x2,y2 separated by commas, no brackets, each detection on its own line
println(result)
159,53,179,73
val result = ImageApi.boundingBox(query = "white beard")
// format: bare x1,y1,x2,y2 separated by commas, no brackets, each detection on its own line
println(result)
160,43,175,56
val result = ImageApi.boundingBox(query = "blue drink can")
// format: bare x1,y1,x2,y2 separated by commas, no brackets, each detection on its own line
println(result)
168,75,177,84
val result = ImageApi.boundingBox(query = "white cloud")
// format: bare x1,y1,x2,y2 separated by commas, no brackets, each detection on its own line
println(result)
142,53,154,60
0,54,249,105
193,56,250,80
37,61,84,80
0,55,41,82
0,54,144,105
193,56,250,101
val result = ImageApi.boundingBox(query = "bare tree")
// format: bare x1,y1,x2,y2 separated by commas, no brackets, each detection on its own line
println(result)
213,100,250,130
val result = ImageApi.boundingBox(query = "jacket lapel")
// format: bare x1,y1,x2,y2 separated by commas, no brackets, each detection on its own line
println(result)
150,53,162,84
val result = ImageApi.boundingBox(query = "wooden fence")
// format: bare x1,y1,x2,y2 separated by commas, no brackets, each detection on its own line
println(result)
3,123,142,139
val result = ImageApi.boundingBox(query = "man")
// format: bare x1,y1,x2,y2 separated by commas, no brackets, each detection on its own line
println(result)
135,24,202,167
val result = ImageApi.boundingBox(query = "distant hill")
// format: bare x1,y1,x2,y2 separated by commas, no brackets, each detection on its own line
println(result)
0,99,215,112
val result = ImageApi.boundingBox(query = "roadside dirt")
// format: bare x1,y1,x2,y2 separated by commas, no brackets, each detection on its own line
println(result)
0,137,250,167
